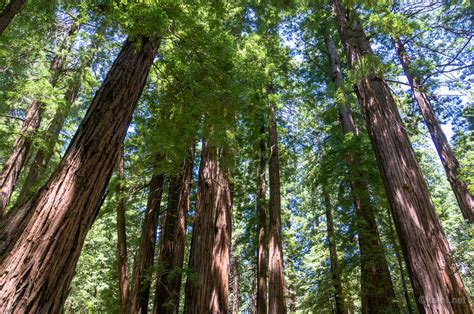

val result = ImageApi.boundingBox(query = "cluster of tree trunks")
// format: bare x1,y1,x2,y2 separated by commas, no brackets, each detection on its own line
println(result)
330,0,472,311
324,34,398,312
392,37,474,223
0,36,159,311
184,141,233,313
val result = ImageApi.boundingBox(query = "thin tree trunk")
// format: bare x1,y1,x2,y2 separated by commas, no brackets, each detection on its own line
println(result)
0,0,26,35
393,37,474,223
16,26,104,205
130,171,165,313
330,0,472,311
153,149,193,313
0,36,159,312
325,34,398,312
0,20,80,216
257,120,268,314
322,190,347,314
116,148,130,312
232,257,239,314
267,94,286,314
184,140,232,313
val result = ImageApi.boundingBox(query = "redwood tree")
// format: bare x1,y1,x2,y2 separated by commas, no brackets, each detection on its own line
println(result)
0,36,159,312
153,151,193,314
325,34,397,312
184,140,232,313
393,37,474,223
330,0,472,311
0,0,26,35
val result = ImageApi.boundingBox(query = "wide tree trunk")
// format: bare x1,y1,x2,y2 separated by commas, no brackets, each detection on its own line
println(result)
257,120,268,314
330,0,472,312
0,21,80,216
0,36,159,312
0,0,26,35
325,34,398,312
267,99,287,314
153,150,193,314
393,37,474,223
322,190,347,314
116,149,130,312
130,171,165,313
232,257,239,314
16,26,104,205
184,140,232,314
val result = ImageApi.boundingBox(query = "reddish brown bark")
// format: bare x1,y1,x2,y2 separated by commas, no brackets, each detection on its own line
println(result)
116,149,130,312
153,150,193,314
0,21,80,216
330,0,472,312
268,101,286,314
325,34,398,312
0,36,159,312
0,0,26,35
393,37,474,223
257,121,268,314
323,191,347,314
184,141,232,313
130,171,165,313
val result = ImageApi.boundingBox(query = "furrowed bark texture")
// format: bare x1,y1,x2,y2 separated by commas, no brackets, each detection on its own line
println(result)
0,21,80,216
268,102,286,314
184,141,232,314
0,36,158,312
0,0,26,35
130,171,165,313
325,34,397,312
393,37,474,223
323,191,347,314
330,0,472,312
257,121,268,314
116,150,130,312
153,151,194,314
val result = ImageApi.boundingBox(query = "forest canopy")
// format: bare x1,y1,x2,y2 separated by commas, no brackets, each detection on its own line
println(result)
0,0,472,313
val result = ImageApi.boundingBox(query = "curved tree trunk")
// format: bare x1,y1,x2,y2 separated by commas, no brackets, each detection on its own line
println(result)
153,149,194,314
257,120,268,314
0,21,80,216
184,140,232,314
0,0,26,35
130,171,165,313
393,37,474,223
116,149,130,312
0,36,159,312
323,190,347,314
325,34,398,312
330,0,472,312
267,96,287,314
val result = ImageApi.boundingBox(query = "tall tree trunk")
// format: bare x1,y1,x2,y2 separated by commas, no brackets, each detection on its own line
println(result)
153,149,193,314
0,36,159,312
0,21,80,216
330,0,472,312
232,257,239,314
184,140,232,314
322,190,347,314
257,120,268,314
16,26,104,205
130,171,165,313
116,148,130,312
325,34,398,312
267,96,286,314
0,0,26,35
393,37,474,223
